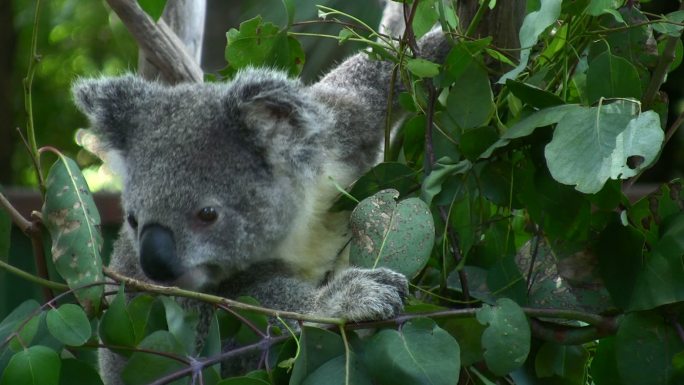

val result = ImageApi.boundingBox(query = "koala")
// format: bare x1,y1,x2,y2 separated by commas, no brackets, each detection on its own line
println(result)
72,5,449,384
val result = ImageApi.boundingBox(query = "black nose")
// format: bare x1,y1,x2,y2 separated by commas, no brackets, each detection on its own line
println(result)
139,224,183,282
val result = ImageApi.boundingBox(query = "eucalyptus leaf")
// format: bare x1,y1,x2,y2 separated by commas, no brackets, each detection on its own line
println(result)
0,346,61,385
544,101,663,194
138,0,167,21
480,104,579,159
59,358,104,385
499,0,562,83
615,312,684,385
224,16,304,77
290,326,344,385
406,58,440,78
365,318,460,385
46,304,91,347
99,287,136,354
476,298,531,376
446,60,494,129
586,51,642,104
42,155,103,314
121,331,186,385
350,189,434,278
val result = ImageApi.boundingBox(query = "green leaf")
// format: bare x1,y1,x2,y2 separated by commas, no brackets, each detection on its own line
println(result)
365,318,460,385
480,104,579,159
653,10,684,37
138,0,167,21
412,0,439,39
446,60,494,129
0,300,40,344
224,16,304,77
121,331,186,385
290,326,344,385
506,80,564,109
421,158,472,206
281,0,295,26
349,189,435,278
499,0,562,83
585,0,622,17
406,58,440,78
441,318,485,366
46,304,91,347
586,52,642,104
476,298,531,376
59,358,104,385
590,337,624,385
0,346,61,385
544,100,663,194
595,218,644,310
42,155,103,314
487,256,527,305
629,213,684,311
331,162,418,212
160,297,199,355
99,287,136,354
127,295,166,345
460,125,498,161
534,342,589,382
615,312,684,385
658,37,683,73
302,353,371,385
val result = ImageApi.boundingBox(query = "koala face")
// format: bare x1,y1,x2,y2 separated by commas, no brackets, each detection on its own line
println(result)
73,71,328,290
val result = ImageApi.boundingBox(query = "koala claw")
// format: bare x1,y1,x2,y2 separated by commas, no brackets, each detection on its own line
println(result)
315,267,409,322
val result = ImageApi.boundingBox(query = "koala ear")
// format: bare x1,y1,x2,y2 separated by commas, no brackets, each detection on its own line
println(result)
72,75,154,152
236,76,327,173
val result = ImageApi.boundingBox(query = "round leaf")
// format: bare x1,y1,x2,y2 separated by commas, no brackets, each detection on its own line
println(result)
365,318,460,385
616,312,684,385
586,51,642,104
350,189,435,277
544,101,663,193
476,298,531,376
46,304,91,347
0,346,61,385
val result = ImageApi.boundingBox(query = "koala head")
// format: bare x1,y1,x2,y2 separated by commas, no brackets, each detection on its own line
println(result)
72,70,330,290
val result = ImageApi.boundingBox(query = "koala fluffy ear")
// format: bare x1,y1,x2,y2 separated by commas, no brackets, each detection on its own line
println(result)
237,80,327,173
72,75,154,152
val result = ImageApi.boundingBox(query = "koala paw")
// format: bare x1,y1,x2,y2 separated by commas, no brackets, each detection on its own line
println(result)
315,267,408,322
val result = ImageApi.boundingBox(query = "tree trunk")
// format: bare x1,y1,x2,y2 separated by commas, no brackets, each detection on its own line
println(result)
0,0,16,184
458,0,526,51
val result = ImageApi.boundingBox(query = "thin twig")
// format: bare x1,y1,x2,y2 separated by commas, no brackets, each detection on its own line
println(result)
438,206,470,304
0,259,68,292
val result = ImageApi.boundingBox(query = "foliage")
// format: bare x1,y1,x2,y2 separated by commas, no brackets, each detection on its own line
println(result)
2,0,684,384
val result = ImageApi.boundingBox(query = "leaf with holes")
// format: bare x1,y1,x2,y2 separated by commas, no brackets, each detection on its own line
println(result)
545,100,663,193
350,189,434,278
42,155,103,315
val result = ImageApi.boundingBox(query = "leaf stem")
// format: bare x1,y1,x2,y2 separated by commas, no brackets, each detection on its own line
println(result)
464,0,493,38
23,0,45,195
0,258,68,292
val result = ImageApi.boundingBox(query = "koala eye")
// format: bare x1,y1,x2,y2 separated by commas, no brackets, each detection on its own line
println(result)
126,213,138,229
197,207,218,223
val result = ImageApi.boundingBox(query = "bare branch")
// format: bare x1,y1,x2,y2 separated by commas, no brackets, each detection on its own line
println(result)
106,0,203,84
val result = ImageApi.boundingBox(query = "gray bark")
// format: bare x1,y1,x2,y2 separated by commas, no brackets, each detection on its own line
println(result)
106,0,204,84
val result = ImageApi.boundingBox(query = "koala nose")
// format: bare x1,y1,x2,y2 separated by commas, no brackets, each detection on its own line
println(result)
139,224,183,282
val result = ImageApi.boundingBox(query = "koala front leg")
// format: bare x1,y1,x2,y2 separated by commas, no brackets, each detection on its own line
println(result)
221,263,408,322
314,267,408,322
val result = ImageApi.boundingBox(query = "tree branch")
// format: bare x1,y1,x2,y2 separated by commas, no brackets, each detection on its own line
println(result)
105,0,203,84
642,1,684,109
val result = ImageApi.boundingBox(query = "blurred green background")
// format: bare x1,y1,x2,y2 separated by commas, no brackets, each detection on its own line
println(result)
1,0,683,318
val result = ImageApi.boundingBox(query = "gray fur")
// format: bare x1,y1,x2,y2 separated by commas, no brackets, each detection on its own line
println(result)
73,15,449,385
